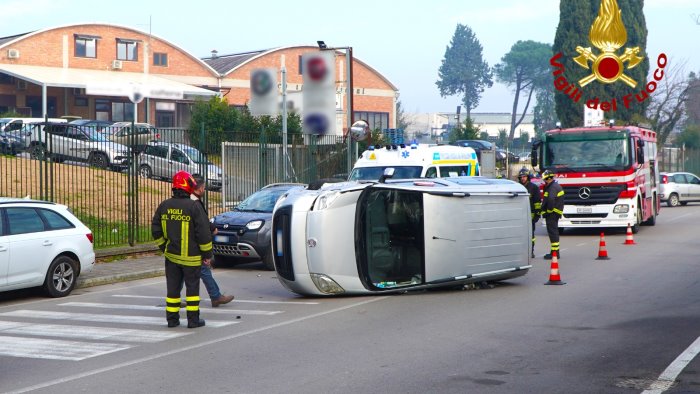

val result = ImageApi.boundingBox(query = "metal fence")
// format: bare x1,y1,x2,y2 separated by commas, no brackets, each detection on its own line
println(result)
0,123,352,249
658,147,700,174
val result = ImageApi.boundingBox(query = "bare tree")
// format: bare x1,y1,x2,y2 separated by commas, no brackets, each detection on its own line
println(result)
646,60,690,145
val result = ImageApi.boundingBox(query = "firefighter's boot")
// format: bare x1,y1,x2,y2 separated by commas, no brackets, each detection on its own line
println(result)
166,312,180,328
187,311,206,328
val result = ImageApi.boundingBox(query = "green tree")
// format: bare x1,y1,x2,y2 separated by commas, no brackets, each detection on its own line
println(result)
495,40,553,142
189,96,239,153
395,100,413,130
436,24,493,120
533,86,558,137
479,131,489,141
553,0,649,126
677,124,700,149
449,117,480,142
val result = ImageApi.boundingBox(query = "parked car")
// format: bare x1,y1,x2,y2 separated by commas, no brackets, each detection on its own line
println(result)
138,142,222,190
104,122,159,152
28,122,130,170
496,149,519,163
0,129,27,155
660,172,700,207
69,119,114,132
211,183,306,270
0,198,95,297
518,151,531,163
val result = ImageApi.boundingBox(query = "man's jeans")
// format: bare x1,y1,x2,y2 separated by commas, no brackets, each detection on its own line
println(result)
200,264,221,300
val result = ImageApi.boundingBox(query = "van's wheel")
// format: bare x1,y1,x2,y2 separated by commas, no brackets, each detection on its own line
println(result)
88,152,108,169
262,253,275,271
139,165,152,179
30,144,47,160
44,255,77,297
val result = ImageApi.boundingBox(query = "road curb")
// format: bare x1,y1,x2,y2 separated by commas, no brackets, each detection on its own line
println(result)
77,268,165,289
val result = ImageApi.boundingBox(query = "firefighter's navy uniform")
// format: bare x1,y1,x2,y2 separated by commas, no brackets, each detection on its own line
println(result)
541,172,564,259
518,170,542,258
152,183,213,328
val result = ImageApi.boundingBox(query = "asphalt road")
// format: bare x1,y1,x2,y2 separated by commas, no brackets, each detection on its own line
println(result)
0,205,698,394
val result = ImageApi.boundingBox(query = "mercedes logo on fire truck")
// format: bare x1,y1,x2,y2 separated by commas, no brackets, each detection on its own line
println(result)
578,187,592,200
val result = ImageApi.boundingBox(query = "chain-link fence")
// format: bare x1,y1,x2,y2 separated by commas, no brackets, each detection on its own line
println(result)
658,147,700,175
0,122,352,249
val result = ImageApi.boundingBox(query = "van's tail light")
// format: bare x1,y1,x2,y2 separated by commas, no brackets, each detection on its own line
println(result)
661,175,668,184
86,233,94,244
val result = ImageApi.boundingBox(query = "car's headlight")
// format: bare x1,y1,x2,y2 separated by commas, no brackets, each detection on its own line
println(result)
246,220,263,230
313,190,340,210
310,273,345,294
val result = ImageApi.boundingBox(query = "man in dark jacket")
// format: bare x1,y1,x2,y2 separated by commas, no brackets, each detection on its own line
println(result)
191,175,234,307
152,170,213,328
541,170,564,259
518,168,542,258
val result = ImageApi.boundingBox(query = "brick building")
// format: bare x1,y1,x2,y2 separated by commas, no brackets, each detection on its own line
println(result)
0,24,398,132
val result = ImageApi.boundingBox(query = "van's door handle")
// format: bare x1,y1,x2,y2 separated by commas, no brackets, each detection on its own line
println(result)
42,240,53,246
0,246,7,252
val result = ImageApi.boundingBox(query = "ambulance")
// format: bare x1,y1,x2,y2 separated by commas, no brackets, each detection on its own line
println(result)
348,143,479,181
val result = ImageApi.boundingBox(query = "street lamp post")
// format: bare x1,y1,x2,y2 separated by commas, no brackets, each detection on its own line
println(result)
317,41,353,172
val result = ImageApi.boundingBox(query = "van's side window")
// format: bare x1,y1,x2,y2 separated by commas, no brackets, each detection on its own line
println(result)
425,167,437,178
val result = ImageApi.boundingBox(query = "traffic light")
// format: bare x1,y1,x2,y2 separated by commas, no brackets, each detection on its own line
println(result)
302,51,336,135
249,68,279,117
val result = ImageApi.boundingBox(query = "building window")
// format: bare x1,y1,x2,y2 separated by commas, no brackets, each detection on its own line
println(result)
117,39,138,61
75,97,88,107
298,55,303,75
74,35,98,58
0,73,13,85
153,52,168,67
354,111,390,131
112,102,134,122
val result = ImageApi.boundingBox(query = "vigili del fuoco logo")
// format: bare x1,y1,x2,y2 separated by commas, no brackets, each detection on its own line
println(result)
549,0,667,113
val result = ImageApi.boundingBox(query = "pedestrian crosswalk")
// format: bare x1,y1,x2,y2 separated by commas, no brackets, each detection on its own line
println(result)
0,294,312,361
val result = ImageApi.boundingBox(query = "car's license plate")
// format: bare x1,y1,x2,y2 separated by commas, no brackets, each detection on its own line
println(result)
214,235,229,243
577,207,593,214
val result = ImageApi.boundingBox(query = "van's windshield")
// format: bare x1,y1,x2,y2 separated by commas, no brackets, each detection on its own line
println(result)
349,166,422,181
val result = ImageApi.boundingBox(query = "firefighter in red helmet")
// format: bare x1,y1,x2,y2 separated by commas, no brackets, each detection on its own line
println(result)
152,170,213,328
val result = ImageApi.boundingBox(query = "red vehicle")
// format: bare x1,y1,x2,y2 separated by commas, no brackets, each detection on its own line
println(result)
531,123,660,233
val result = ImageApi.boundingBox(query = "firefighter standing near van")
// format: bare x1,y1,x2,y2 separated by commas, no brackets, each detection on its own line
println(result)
152,170,213,328
518,168,541,258
541,170,564,259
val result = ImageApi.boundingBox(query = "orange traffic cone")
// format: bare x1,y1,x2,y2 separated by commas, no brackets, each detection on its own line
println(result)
545,251,566,285
596,232,610,260
623,224,636,245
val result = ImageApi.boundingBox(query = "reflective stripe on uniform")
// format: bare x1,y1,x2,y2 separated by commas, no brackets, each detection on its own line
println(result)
181,221,189,257
557,190,565,197
164,252,201,266
543,192,549,197
154,237,165,246
199,242,212,252
166,297,181,313
161,219,167,239
552,208,563,215
551,242,560,250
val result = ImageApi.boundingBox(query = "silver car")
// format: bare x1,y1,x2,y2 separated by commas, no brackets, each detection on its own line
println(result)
660,172,700,207
138,142,222,190
28,122,130,170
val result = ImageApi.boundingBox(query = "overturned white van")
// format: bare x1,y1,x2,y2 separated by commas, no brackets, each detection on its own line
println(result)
271,175,532,296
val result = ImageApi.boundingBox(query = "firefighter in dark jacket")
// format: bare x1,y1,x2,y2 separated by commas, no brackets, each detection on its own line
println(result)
152,170,213,328
541,170,565,259
518,168,542,258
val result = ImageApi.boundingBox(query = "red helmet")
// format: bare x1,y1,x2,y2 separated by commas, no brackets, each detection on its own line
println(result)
172,171,196,194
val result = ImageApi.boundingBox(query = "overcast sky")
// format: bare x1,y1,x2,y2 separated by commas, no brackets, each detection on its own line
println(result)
1,0,698,115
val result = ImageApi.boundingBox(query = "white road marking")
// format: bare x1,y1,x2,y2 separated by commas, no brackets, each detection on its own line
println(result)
0,310,237,328
5,296,388,394
641,335,700,394
0,336,130,361
112,294,320,305
0,321,188,343
60,302,283,315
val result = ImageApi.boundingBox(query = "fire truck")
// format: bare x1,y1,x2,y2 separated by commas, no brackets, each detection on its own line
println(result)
531,122,660,233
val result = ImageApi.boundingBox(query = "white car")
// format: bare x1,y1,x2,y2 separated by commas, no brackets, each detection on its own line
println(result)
0,198,95,297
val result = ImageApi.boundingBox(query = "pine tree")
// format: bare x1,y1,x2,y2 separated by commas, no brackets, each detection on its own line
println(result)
553,0,649,126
